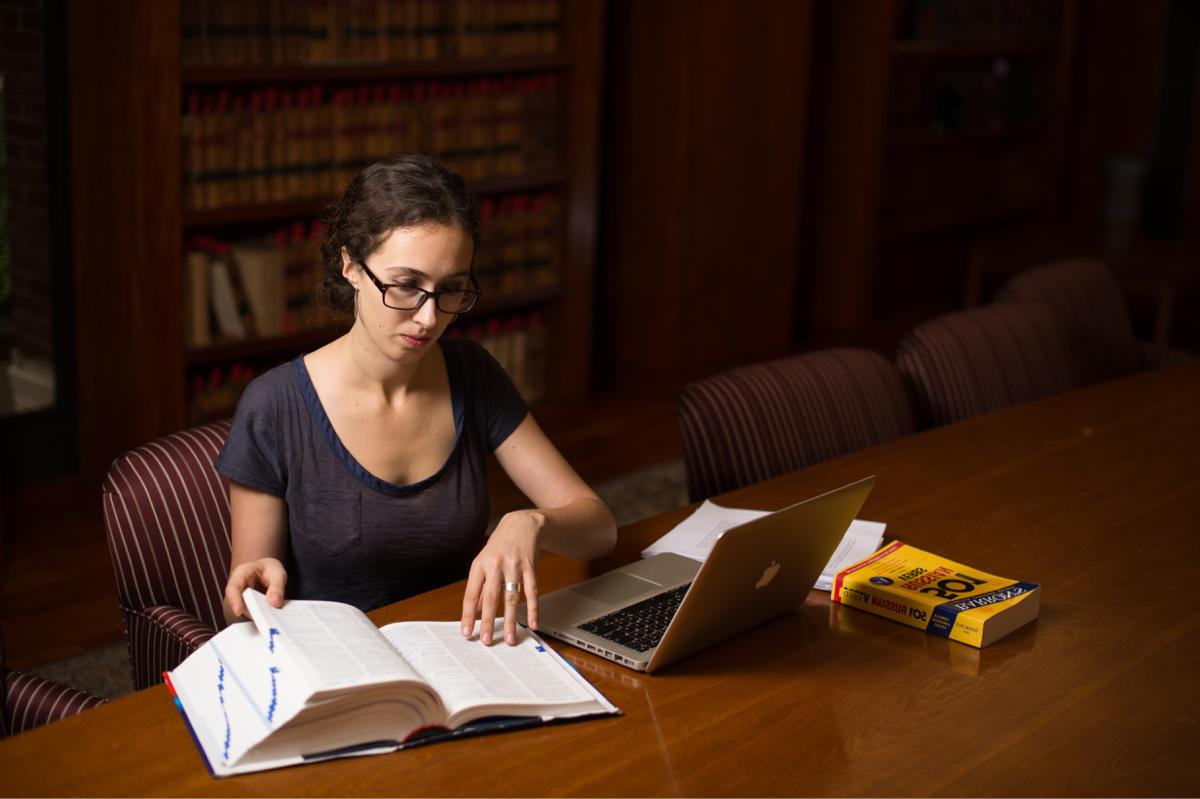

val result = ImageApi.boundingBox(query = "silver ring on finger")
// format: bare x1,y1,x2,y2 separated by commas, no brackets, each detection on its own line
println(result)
504,580,522,594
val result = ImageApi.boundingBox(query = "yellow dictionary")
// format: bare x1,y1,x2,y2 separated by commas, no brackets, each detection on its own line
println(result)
832,541,1040,647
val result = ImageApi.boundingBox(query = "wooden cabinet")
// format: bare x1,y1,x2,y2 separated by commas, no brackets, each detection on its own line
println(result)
806,0,1080,339
67,1,604,479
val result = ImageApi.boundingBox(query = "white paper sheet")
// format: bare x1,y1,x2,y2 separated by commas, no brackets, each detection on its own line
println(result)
641,500,886,591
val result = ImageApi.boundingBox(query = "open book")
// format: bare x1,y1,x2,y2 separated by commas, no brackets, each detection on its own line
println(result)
166,589,619,777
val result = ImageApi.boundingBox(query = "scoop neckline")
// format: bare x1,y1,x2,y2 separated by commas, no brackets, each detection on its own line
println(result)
291,342,466,497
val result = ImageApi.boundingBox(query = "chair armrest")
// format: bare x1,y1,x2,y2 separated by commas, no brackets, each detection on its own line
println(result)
122,605,217,690
4,671,107,737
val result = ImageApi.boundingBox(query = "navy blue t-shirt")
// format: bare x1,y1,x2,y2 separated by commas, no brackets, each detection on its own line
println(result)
214,338,529,612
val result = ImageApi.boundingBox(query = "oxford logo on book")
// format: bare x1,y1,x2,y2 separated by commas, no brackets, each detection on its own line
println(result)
755,561,781,589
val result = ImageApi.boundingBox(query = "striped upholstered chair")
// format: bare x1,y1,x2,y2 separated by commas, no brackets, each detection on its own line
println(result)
679,348,915,502
896,303,1081,429
996,258,1193,384
101,420,233,690
1,629,106,737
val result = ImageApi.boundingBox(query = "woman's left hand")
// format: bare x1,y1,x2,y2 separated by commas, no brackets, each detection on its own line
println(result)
461,509,543,645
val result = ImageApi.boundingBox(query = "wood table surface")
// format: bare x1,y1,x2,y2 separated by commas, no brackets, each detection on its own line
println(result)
2,363,1198,797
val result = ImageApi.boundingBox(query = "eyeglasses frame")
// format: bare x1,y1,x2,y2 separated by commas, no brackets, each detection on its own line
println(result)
356,259,482,314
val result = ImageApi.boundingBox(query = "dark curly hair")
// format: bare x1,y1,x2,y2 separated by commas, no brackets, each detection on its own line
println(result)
319,154,479,314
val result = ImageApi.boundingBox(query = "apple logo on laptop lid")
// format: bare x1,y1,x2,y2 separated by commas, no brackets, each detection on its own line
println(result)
755,561,781,590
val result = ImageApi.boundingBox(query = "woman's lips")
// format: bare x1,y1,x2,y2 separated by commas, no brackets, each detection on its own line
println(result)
400,333,430,347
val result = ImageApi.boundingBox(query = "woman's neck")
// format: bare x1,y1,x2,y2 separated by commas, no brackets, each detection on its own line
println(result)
335,323,433,405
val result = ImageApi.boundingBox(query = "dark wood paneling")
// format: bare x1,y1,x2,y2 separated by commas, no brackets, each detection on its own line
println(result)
601,0,812,386
805,0,898,336
68,3,185,481
552,0,606,399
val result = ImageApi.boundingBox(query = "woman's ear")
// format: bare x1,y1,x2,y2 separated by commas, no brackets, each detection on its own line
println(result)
340,246,358,285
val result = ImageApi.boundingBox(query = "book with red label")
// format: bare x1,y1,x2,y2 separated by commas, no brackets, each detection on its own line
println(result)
832,541,1040,647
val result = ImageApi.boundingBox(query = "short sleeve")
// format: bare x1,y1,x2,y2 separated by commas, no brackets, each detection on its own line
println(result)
453,339,529,450
213,373,288,497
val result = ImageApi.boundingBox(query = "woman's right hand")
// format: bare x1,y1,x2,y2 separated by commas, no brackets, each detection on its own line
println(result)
224,557,288,620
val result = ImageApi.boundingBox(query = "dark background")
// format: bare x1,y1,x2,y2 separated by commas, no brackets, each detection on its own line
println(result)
1,0,1196,498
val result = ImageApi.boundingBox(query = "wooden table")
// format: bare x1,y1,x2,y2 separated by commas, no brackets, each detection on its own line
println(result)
3,363,1199,797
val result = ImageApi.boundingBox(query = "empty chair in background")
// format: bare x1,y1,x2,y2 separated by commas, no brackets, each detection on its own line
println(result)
101,420,232,690
896,303,1081,429
996,258,1192,383
678,348,915,502
1,628,106,737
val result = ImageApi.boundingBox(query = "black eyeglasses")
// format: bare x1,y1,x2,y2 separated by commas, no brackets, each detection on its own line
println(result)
357,260,482,314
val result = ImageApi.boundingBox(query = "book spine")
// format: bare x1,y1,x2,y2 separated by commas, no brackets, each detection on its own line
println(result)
926,582,1040,647
832,575,936,634
185,249,213,347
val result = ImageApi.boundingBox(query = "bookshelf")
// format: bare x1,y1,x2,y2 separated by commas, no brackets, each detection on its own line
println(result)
66,0,604,478
806,0,1079,337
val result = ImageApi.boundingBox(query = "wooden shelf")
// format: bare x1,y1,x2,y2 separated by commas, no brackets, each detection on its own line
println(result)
892,39,1055,58
183,171,568,230
186,326,346,367
182,54,572,86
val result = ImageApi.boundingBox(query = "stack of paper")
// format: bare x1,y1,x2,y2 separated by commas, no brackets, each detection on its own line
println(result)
641,500,886,591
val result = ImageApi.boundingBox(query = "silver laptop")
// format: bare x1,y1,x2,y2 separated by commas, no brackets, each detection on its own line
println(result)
520,476,875,672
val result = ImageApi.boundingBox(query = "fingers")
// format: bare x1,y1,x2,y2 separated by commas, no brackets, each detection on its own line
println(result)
225,578,247,619
502,573,522,645
463,511,542,645
461,564,484,638
522,566,539,633
261,560,287,607
479,571,501,646
226,559,288,620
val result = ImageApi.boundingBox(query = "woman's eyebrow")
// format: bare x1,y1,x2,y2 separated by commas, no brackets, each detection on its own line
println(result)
384,266,428,279
384,266,471,280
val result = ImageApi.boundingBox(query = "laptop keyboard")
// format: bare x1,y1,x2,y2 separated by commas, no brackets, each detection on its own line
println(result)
579,583,692,653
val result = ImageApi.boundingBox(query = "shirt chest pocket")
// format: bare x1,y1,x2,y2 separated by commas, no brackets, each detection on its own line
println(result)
294,488,362,556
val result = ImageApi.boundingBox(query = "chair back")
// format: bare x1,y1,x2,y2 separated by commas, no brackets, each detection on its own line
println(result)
896,303,1080,429
679,348,915,502
996,258,1142,384
101,420,232,683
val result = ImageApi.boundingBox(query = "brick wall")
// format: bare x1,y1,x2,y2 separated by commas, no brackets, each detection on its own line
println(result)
1,0,54,362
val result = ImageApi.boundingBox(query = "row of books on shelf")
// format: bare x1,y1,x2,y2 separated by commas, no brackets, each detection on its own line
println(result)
182,0,563,68
184,75,560,211
185,225,331,348
475,191,561,296
445,311,550,404
903,0,1060,41
187,309,549,424
184,191,561,349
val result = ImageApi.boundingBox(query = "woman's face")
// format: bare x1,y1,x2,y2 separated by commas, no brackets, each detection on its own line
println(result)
342,222,475,363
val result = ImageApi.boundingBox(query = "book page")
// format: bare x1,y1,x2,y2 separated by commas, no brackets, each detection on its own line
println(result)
169,621,308,769
641,501,886,590
243,589,423,692
641,500,768,561
380,621,604,722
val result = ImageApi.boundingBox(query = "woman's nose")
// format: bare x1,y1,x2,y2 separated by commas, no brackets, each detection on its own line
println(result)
414,295,441,327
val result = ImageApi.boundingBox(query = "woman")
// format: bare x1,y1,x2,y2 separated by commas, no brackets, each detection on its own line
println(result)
216,154,616,646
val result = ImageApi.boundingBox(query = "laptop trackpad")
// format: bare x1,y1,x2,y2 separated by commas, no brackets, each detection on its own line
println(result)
572,571,663,604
